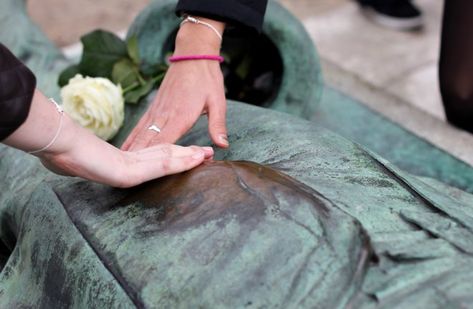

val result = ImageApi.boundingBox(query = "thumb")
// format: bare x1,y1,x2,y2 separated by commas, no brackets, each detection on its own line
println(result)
207,99,228,148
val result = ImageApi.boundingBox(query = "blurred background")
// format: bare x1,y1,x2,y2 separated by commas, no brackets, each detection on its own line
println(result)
27,0,442,115
27,0,473,165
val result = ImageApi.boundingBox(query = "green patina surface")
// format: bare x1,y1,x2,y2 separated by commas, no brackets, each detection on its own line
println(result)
1,0,473,308
0,158,135,308
314,86,473,193
2,100,473,307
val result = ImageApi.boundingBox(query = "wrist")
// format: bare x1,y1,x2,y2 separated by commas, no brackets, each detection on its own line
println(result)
174,16,225,55
38,114,79,157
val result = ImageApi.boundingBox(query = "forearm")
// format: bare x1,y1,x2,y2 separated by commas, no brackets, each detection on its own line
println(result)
3,90,79,155
3,89,123,178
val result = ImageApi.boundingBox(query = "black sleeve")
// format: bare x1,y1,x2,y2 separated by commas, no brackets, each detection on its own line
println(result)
0,43,36,141
176,0,268,33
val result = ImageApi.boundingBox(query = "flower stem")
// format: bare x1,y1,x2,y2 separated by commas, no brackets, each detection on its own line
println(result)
122,82,140,94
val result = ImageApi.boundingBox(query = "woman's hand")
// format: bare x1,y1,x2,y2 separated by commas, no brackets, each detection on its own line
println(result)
121,59,227,151
121,17,229,151
39,141,214,188
4,90,213,188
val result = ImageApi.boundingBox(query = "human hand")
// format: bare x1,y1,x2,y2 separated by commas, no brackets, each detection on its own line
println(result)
121,17,228,151
40,140,214,188
3,89,214,188
121,60,227,151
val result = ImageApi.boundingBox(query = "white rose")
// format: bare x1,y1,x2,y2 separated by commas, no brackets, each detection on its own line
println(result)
61,74,125,141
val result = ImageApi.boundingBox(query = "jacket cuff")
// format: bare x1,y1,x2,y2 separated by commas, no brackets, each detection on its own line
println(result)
0,44,36,141
176,0,267,33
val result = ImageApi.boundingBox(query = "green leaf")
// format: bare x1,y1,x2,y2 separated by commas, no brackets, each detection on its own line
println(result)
124,79,156,104
112,58,141,90
58,64,81,87
140,64,168,79
151,71,166,85
127,35,140,65
235,53,253,80
79,30,127,78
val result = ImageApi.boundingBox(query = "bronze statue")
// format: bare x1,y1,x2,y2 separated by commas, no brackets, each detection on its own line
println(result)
1,0,473,307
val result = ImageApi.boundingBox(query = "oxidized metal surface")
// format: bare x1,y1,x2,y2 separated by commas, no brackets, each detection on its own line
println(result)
2,100,473,307
55,161,370,307
2,0,473,308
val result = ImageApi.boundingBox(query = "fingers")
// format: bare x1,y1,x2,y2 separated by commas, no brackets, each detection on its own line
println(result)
122,96,201,152
133,144,213,160
202,146,214,159
118,145,213,187
121,111,151,151
126,113,171,152
144,111,196,147
207,97,228,148
122,61,227,151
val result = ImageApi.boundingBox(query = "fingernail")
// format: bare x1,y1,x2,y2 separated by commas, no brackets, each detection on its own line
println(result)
219,135,229,145
192,151,204,159
203,146,214,153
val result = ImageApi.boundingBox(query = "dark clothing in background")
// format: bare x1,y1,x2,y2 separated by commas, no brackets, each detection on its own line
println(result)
439,0,473,133
0,44,36,141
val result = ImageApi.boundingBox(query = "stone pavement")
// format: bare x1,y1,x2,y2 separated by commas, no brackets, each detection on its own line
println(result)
28,0,473,165
28,0,150,47
279,0,473,167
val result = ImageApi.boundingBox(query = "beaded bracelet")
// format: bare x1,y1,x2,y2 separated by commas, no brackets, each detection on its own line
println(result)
169,55,225,63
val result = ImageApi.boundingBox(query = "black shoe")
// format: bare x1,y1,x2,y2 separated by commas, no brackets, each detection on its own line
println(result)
356,0,423,31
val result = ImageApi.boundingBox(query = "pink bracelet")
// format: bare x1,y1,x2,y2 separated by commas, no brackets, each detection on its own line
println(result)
169,55,225,63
